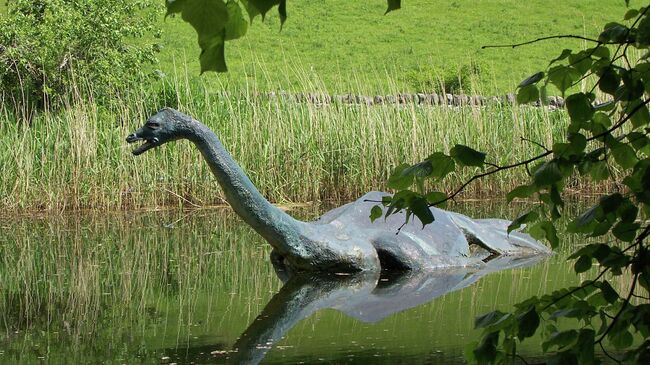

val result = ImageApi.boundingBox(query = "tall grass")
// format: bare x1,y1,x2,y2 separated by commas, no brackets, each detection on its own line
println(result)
0,64,609,212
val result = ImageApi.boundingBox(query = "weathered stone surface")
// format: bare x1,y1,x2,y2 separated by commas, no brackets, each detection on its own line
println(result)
251,91,566,109
445,94,453,105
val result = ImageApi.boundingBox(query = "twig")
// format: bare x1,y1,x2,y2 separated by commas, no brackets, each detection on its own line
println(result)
599,342,622,365
428,149,552,206
163,188,202,208
515,354,530,365
482,35,607,49
520,137,550,153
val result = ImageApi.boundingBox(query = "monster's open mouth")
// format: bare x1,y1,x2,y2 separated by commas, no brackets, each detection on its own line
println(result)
126,135,159,156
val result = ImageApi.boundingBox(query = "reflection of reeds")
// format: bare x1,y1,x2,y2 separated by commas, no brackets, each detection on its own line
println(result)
0,204,630,363
0,66,616,212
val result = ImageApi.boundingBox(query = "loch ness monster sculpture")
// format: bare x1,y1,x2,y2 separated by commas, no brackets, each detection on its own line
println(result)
126,108,551,273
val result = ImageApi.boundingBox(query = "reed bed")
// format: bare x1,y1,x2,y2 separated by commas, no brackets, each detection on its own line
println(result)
0,66,610,212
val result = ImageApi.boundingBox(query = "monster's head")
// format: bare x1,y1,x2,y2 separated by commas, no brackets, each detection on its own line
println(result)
126,108,191,155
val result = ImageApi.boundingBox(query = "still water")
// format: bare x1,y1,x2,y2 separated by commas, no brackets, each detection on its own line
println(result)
0,202,601,364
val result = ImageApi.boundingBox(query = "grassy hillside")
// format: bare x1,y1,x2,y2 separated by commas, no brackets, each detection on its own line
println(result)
156,0,637,94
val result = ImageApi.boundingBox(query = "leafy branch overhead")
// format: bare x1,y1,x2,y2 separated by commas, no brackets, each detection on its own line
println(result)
377,4,649,364
165,0,401,73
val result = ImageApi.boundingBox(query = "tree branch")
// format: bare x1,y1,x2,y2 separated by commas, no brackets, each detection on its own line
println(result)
428,150,552,206
482,35,608,49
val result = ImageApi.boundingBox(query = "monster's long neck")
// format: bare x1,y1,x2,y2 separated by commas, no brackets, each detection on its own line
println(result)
187,120,303,248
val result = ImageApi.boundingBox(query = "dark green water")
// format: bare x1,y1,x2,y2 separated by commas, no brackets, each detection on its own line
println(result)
0,202,605,364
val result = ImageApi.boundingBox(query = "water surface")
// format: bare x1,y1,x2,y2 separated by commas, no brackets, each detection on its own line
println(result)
0,202,603,364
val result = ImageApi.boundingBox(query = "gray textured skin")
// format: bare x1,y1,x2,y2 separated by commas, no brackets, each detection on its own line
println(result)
127,108,551,273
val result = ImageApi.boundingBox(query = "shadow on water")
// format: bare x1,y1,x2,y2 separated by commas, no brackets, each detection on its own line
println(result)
0,201,617,364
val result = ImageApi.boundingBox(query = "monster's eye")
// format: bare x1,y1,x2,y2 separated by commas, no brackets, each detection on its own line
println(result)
146,121,160,129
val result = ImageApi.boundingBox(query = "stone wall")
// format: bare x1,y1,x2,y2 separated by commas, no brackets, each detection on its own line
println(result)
250,92,567,109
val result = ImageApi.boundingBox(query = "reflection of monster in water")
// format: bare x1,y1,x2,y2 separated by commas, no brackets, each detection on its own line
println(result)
161,255,546,365
127,108,550,274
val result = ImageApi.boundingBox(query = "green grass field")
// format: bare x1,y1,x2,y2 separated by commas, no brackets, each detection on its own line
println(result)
155,0,638,94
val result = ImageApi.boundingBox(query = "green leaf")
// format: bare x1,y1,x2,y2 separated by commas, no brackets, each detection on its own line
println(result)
531,220,560,248
569,52,592,74
599,67,620,95
519,72,545,87
450,144,486,167
508,210,539,233
370,205,383,222
403,160,433,179
174,0,230,73
576,329,596,365
612,221,640,242
533,161,563,187
593,112,612,128
224,0,249,41
410,196,434,227
426,152,456,179
568,204,599,233
550,49,572,64
517,306,540,340
624,9,639,20
388,164,414,190
617,198,638,223
475,310,510,329
278,0,287,27
629,101,650,129
568,244,601,259
567,133,587,155
548,65,580,93
618,72,645,101
543,330,578,352
166,0,187,15
385,0,401,14
599,23,629,43
507,184,537,202
241,0,282,21
425,191,448,207
516,84,540,104
590,45,610,59
600,192,624,213
611,143,638,169
565,93,594,123
473,332,499,364
637,14,650,47
574,255,592,273
597,280,619,303
609,329,634,349
199,38,227,73
589,161,610,181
